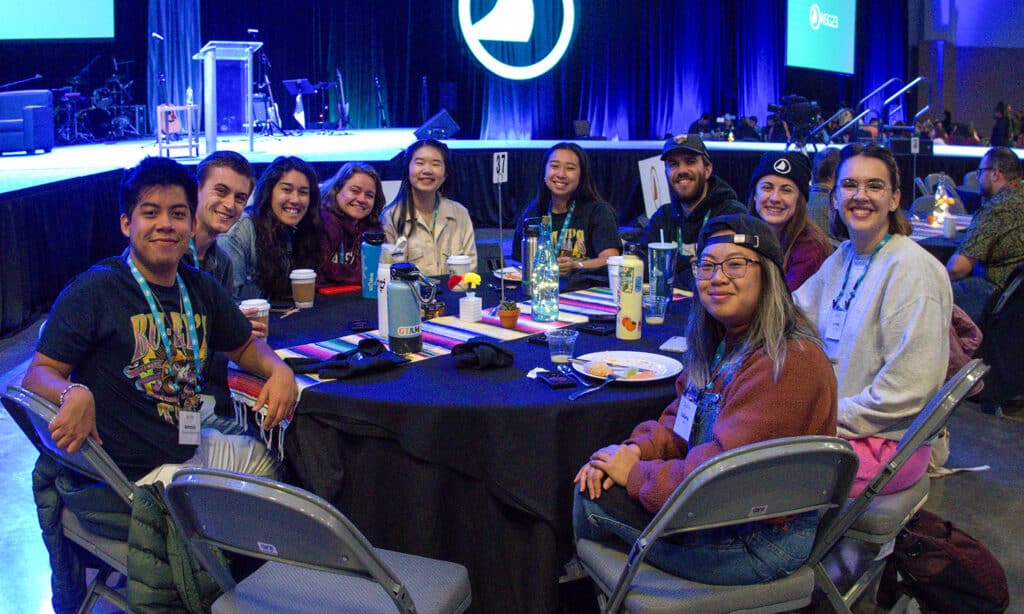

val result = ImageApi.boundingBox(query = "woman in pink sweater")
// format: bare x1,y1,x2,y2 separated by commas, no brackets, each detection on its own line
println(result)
573,214,837,585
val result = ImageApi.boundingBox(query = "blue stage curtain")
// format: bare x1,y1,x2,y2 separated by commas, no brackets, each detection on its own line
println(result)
856,0,908,123
147,0,202,129
734,0,785,126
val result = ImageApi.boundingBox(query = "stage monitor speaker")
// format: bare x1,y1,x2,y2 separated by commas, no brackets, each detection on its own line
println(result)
253,93,270,122
415,109,459,140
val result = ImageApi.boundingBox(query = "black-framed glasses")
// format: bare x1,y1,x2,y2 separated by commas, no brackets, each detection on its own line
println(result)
692,257,760,280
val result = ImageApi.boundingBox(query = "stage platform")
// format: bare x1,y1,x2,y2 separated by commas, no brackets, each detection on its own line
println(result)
0,130,995,335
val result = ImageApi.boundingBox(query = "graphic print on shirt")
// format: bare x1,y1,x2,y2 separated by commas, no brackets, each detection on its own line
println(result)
557,228,588,259
123,311,208,423
331,237,357,266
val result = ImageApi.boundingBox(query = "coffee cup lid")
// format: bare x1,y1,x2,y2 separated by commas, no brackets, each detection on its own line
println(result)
289,269,316,280
239,299,270,309
647,242,678,250
447,255,471,264
606,255,623,264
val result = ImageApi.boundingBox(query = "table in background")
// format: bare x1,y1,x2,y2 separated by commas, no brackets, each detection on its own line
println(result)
258,287,690,613
911,215,970,263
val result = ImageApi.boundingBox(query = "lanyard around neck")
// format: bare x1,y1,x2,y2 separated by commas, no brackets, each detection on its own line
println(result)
676,210,711,256
126,255,203,395
832,234,892,311
429,194,440,236
188,238,199,265
705,339,731,391
553,200,576,253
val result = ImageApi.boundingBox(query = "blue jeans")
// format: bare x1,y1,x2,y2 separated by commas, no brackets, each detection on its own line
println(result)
953,276,999,325
572,487,818,585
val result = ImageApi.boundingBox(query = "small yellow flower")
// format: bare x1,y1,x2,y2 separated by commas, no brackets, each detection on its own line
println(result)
463,272,482,289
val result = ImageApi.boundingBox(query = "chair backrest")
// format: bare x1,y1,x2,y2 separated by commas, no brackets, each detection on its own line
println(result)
2,385,134,505
911,195,936,218
603,436,858,613
963,170,979,188
164,467,416,613
810,359,988,560
915,176,929,198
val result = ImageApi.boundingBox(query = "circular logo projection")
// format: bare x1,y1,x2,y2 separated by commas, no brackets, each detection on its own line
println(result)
458,0,576,80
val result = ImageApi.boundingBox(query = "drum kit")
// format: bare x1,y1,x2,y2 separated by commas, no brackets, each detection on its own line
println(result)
55,57,141,144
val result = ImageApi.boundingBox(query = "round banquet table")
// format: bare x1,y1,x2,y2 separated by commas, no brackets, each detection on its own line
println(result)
267,285,691,613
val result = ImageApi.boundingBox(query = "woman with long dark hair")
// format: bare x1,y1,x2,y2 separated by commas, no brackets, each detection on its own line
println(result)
218,156,322,301
573,214,836,584
512,142,620,277
795,143,951,497
746,151,833,290
317,162,385,285
380,139,476,276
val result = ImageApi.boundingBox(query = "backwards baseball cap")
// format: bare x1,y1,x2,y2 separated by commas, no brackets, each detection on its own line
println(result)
749,151,811,202
661,133,709,161
697,214,785,273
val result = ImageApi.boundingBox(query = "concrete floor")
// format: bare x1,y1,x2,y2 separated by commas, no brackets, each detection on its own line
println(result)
2,314,1021,613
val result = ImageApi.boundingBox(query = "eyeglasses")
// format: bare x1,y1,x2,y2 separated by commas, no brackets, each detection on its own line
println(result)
977,166,994,175
837,179,889,195
692,257,760,280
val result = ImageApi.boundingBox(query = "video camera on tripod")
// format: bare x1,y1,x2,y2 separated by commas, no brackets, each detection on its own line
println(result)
769,94,824,150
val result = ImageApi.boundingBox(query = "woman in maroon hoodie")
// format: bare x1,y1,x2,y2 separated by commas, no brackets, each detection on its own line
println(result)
317,162,386,285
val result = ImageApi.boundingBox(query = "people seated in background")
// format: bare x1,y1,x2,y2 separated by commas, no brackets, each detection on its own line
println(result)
765,115,790,142
511,142,621,282
947,147,1024,323
733,115,761,141
219,156,322,302
317,162,386,286
184,151,254,290
795,143,952,498
747,151,833,291
23,156,297,485
687,112,714,136
807,147,842,245
573,214,836,585
381,138,476,276
638,134,745,289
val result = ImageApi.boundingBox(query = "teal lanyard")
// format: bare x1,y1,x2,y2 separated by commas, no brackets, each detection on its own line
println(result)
832,234,892,311
676,210,711,256
429,194,440,237
705,339,730,392
553,200,576,254
126,255,203,395
188,238,199,266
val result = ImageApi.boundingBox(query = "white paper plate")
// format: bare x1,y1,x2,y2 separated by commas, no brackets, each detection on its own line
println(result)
493,266,522,282
573,351,683,383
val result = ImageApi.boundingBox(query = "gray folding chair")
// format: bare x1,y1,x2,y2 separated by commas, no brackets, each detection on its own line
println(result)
911,195,937,220
164,467,472,613
810,359,989,612
2,385,134,614
575,435,859,613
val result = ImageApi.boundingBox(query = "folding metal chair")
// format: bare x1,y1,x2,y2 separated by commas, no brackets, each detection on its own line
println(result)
810,359,989,612
2,385,134,614
575,435,859,613
164,467,472,613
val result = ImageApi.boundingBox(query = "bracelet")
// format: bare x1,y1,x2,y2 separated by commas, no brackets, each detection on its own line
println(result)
576,260,584,270
59,383,89,407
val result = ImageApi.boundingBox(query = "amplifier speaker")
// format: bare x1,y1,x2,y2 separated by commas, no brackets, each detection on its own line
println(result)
414,109,459,140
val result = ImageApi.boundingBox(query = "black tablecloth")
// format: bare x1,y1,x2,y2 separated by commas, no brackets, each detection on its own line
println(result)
917,234,962,264
271,286,690,613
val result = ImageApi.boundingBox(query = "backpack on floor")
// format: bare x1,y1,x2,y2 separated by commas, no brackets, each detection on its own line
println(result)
876,509,1009,613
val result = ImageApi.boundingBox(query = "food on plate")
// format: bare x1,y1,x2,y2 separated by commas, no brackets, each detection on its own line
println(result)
585,361,614,378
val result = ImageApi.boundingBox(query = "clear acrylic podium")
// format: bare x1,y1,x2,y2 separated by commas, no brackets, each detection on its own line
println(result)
193,40,262,153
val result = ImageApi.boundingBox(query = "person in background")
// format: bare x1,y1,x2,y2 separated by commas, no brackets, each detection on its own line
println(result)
511,142,620,283
638,134,746,289
990,102,1010,147
184,151,254,290
795,143,951,498
574,214,836,585
807,147,842,245
218,156,322,302
734,115,761,141
317,162,386,286
947,147,1024,323
687,112,714,136
381,139,476,276
747,151,833,291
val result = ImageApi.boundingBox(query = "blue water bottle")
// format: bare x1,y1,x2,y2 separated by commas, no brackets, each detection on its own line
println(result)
361,231,386,298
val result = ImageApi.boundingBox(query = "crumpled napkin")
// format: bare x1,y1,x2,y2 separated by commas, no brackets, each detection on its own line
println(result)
450,337,514,370
284,338,409,379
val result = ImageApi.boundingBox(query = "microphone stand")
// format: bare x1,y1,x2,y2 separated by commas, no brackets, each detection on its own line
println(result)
0,74,43,90
374,76,388,128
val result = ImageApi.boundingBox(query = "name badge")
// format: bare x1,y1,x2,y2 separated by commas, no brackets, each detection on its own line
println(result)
680,242,696,257
178,410,201,446
826,309,846,341
673,389,698,443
